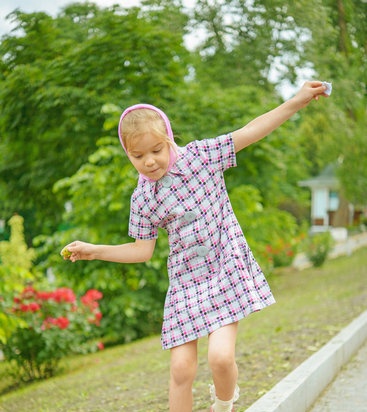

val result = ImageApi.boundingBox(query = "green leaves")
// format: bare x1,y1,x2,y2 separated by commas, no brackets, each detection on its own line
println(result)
0,286,103,380
0,2,189,240
1,0,365,347
229,184,301,271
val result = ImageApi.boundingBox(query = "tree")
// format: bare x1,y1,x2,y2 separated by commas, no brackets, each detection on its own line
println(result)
191,0,306,88
191,0,366,209
0,2,190,241
289,0,367,205
329,0,367,206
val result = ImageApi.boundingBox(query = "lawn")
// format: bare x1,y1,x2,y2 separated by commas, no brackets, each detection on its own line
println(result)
0,247,366,412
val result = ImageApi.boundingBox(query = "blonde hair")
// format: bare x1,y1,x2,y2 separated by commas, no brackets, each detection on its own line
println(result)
119,109,173,152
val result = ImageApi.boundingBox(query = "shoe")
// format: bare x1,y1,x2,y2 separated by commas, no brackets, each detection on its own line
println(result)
210,407,234,412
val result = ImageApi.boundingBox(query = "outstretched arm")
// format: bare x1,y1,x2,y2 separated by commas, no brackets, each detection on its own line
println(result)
61,238,156,263
232,81,329,153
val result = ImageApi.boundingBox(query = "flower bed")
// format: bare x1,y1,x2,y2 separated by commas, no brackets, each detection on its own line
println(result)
1,286,103,381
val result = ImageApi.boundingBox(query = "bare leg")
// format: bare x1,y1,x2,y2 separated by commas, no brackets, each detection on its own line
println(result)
169,339,198,412
208,323,239,401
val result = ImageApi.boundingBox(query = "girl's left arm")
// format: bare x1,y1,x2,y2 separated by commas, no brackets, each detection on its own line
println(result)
232,81,329,153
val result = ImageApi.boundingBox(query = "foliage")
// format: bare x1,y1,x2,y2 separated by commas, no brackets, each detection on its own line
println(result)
303,231,335,267
264,237,303,269
192,0,366,207
229,185,301,272
2,0,365,243
0,215,38,343
290,0,367,204
0,2,190,240
0,0,365,348
337,121,367,206
192,0,304,87
0,215,35,271
35,134,168,344
0,286,103,381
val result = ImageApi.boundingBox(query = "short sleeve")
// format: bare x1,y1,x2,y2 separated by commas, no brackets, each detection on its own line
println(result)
190,133,236,172
128,189,158,240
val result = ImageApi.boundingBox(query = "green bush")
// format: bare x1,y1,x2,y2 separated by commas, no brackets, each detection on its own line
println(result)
35,136,168,345
0,215,38,342
0,286,103,381
229,184,302,271
264,237,301,268
304,232,334,267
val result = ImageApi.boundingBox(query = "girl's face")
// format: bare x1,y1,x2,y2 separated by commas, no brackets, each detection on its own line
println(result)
127,133,171,181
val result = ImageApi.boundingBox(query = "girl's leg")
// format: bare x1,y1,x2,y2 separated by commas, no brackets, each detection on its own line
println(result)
208,323,239,403
169,339,198,412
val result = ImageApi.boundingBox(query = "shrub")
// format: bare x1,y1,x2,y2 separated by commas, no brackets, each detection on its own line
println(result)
264,236,302,269
304,232,335,267
0,286,103,381
229,185,302,271
0,215,35,271
0,215,39,343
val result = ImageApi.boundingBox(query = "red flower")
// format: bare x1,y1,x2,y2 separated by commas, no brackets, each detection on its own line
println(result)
37,291,55,301
42,316,70,330
21,286,37,300
52,288,76,303
93,311,103,326
55,317,69,329
19,302,41,312
97,341,104,350
81,289,103,311
85,300,99,310
81,289,103,303
87,311,102,326
42,318,54,330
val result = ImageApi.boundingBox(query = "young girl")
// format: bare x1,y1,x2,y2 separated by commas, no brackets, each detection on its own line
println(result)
62,81,329,412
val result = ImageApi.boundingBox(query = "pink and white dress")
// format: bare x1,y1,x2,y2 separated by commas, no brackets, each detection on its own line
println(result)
128,133,275,349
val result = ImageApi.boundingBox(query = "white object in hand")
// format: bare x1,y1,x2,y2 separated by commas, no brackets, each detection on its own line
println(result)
322,81,332,96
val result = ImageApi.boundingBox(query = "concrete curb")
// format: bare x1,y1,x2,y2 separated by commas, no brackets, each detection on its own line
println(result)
245,309,367,412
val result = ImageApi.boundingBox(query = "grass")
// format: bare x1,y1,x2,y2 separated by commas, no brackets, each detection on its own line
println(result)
0,247,366,412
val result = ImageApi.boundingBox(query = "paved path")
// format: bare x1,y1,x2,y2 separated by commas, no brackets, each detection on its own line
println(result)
245,310,367,412
308,340,367,412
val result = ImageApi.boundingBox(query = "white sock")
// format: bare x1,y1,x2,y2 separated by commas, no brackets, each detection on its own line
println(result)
209,384,240,412
213,397,233,412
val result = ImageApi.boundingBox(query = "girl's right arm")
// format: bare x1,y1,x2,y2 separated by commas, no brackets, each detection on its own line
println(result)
62,239,156,264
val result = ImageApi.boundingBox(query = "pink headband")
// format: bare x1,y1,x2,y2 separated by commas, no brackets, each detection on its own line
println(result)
118,103,177,182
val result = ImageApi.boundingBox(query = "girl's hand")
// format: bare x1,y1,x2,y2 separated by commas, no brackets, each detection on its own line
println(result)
292,81,330,109
60,241,95,262
60,239,156,264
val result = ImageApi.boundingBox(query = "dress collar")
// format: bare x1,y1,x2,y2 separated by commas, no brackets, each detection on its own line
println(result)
139,149,186,199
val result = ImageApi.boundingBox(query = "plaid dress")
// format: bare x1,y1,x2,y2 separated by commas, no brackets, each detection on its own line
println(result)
129,133,275,349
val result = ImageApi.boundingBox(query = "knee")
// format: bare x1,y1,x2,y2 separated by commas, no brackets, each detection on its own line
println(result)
170,355,197,387
208,348,236,375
